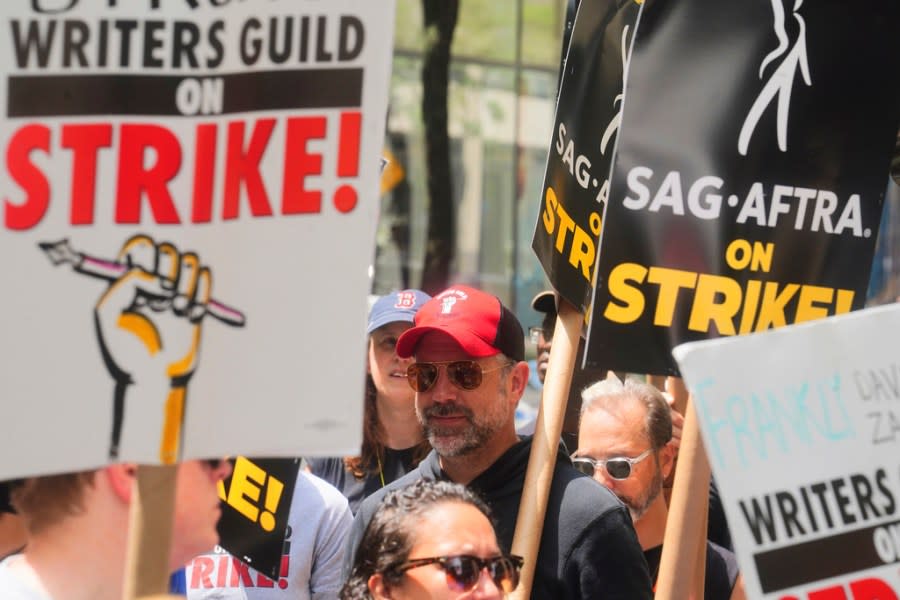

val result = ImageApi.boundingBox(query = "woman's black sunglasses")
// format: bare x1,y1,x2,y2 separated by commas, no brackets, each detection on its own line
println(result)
395,554,524,592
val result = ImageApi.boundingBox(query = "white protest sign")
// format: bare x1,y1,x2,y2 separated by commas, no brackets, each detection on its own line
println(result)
0,0,395,479
673,304,900,600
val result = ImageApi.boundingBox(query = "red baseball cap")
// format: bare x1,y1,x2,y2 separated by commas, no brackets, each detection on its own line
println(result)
396,285,525,361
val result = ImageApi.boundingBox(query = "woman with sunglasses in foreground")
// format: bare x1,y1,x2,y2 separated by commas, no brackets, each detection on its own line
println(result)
341,479,522,599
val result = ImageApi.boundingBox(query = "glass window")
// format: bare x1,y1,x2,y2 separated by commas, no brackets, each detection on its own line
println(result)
522,0,566,68
379,0,565,322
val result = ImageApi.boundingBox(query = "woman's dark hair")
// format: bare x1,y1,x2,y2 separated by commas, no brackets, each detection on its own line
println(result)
340,479,492,600
342,371,430,480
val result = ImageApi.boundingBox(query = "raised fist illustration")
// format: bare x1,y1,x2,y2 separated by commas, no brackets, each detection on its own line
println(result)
96,235,212,463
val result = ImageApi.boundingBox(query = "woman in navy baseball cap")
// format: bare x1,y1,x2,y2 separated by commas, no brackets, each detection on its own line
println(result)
309,290,432,514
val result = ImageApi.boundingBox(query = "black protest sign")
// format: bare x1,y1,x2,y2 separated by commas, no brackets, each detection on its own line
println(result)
583,0,900,375
216,457,299,580
531,0,643,313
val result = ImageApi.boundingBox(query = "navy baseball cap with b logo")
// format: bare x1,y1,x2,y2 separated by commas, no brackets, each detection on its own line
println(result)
396,285,525,361
367,289,432,334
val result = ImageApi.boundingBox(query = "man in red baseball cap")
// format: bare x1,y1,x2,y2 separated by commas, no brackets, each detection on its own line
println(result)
344,285,652,599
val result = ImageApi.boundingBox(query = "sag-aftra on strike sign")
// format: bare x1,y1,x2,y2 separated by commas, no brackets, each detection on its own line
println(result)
582,0,900,375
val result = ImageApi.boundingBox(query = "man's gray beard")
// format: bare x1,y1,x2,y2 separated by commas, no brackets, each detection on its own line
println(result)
627,466,664,522
419,404,497,458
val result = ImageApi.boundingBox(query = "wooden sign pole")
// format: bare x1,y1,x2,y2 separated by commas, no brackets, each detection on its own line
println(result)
122,464,184,600
693,498,709,596
509,299,582,599
665,376,689,416
654,396,710,599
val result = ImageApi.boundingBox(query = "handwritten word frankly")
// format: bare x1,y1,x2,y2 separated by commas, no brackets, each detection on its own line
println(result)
694,376,855,471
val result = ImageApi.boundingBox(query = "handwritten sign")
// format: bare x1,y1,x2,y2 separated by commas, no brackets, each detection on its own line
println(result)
674,303,900,599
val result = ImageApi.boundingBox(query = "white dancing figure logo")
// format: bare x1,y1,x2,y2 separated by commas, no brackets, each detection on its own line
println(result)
738,0,811,156
600,24,632,156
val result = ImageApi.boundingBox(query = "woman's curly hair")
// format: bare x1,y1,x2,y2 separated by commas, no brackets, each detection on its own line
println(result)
340,479,492,600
